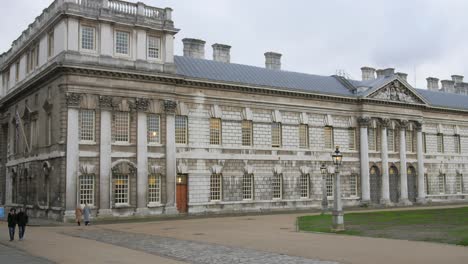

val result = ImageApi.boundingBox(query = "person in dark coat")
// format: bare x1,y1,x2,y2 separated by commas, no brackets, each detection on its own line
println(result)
16,208,28,240
7,208,17,241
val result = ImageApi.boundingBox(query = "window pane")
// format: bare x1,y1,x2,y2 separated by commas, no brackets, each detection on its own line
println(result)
80,174,95,205
241,120,252,146
210,118,221,145
271,122,282,147
387,129,395,152
300,174,309,198
148,174,161,203
113,112,130,143
324,127,333,149
147,114,160,144
406,130,413,152
348,128,356,150
115,31,129,54
114,174,129,204
272,173,282,199
437,134,444,153
210,173,222,201
242,174,253,200
175,115,188,144
368,128,376,151
326,174,334,197
454,135,461,153
81,26,95,50
350,174,358,196
147,36,161,59
299,124,309,149
80,110,95,142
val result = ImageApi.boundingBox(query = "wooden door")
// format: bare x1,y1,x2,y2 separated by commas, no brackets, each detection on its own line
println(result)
176,174,188,213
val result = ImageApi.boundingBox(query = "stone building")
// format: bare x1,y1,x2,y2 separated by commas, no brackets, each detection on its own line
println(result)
0,0,466,221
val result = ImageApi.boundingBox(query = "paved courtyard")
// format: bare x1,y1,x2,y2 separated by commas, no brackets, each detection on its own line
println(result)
1,206,468,264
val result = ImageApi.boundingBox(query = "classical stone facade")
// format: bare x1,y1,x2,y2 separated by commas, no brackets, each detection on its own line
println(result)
0,0,467,221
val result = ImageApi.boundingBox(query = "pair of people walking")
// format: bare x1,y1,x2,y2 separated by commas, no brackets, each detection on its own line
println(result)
7,207,28,241
75,203,91,226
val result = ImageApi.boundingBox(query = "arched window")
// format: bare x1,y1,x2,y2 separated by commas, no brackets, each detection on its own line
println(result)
242,173,254,200
272,173,283,199
148,174,161,203
299,173,310,198
79,174,95,206
210,173,222,201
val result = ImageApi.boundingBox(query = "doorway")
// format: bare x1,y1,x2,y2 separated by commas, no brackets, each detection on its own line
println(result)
176,174,188,213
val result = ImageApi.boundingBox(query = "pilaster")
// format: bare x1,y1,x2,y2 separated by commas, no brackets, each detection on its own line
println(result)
358,116,371,204
415,121,426,204
399,120,411,205
136,98,149,214
98,96,113,216
380,118,391,205
164,100,178,214
65,93,81,219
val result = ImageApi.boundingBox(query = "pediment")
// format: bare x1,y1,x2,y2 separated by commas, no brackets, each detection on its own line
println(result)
367,79,427,105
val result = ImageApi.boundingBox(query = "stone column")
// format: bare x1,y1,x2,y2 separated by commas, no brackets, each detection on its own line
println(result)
164,100,178,214
136,99,149,214
380,119,391,205
399,120,411,205
98,96,113,216
358,117,371,204
415,122,426,204
64,93,81,220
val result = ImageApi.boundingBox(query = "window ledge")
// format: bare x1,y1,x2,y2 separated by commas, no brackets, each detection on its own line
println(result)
147,202,163,208
148,143,163,147
112,142,132,146
113,203,131,208
80,141,97,145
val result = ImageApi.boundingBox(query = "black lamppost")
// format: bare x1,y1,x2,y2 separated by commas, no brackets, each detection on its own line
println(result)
331,146,344,231
320,163,328,211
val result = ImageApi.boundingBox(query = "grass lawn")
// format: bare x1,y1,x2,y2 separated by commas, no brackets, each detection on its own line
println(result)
297,207,468,246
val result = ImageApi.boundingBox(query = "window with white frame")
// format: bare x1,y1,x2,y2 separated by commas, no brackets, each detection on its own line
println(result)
406,130,414,152
272,173,283,199
147,35,161,59
299,173,310,198
326,174,334,197
348,128,356,150
454,135,461,154
456,173,463,194
115,30,130,55
241,120,253,146
242,173,254,200
148,174,161,203
368,128,377,151
147,114,160,144
350,174,358,196
210,118,222,145
388,129,395,152
324,126,334,149
299,124,309,149
79,110,95,142
210,173,222,201
79,174,95,205
48,31,54,58
437,134,444,153
113,112,130,143
175,115,188,144
438,173,446,194
81,25,96,51
271,122,282,148
114,173,129,204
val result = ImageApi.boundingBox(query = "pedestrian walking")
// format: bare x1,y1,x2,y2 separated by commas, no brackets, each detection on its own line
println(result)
75,206,83,226
83,203,91,226
7,208,17,241
16,208,28,240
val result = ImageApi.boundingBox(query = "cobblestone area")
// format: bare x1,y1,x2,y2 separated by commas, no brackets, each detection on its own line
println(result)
64,228,339,264
0,243,53,264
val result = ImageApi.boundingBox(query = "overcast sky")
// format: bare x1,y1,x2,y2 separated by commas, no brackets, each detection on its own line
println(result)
2,0,468,88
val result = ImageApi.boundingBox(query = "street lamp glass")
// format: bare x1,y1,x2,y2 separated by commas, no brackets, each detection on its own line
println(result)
332,146,342,166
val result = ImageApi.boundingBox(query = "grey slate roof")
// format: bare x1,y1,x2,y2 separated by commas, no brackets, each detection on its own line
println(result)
174,55,468,111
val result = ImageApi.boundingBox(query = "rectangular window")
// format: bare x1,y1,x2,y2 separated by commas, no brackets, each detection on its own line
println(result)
241,120,253,146
48,31,54,57
210,173,222,201
79,175,95,206
15,61,20,82
456,173,464,194
175,115,188,144
148,174,161,203
147,114,160,144
272,173,283,199
299,124,309,149
209,118,222,145
406,130,414,152
147,35,161,59
3,71,10,89
271,122,282,148
81,25,96,50
348,128,356,150
47,114,52,145
438,174,446,194
424,173,429,195
115,30,130,55
422,132,427,153
326,174,334,197
454,135,461,154
113,112,130,143
242,174,254,200
387,129,395,152
114,174,129,204
368,128,377,151
30,119,37,149
350,174,358,196
324,126,334,149
79,110,95,142
437,134,444,153
299,174,310,198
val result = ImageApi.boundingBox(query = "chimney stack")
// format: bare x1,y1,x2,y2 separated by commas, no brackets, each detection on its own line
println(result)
426,77,439,91
212,43,231,63
395,72,408,82
440,80,455,93
376,68,395,78
361,67,376,81
376,69,385,79
264,52,282,70
451,75,464,84
182,38,206,59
